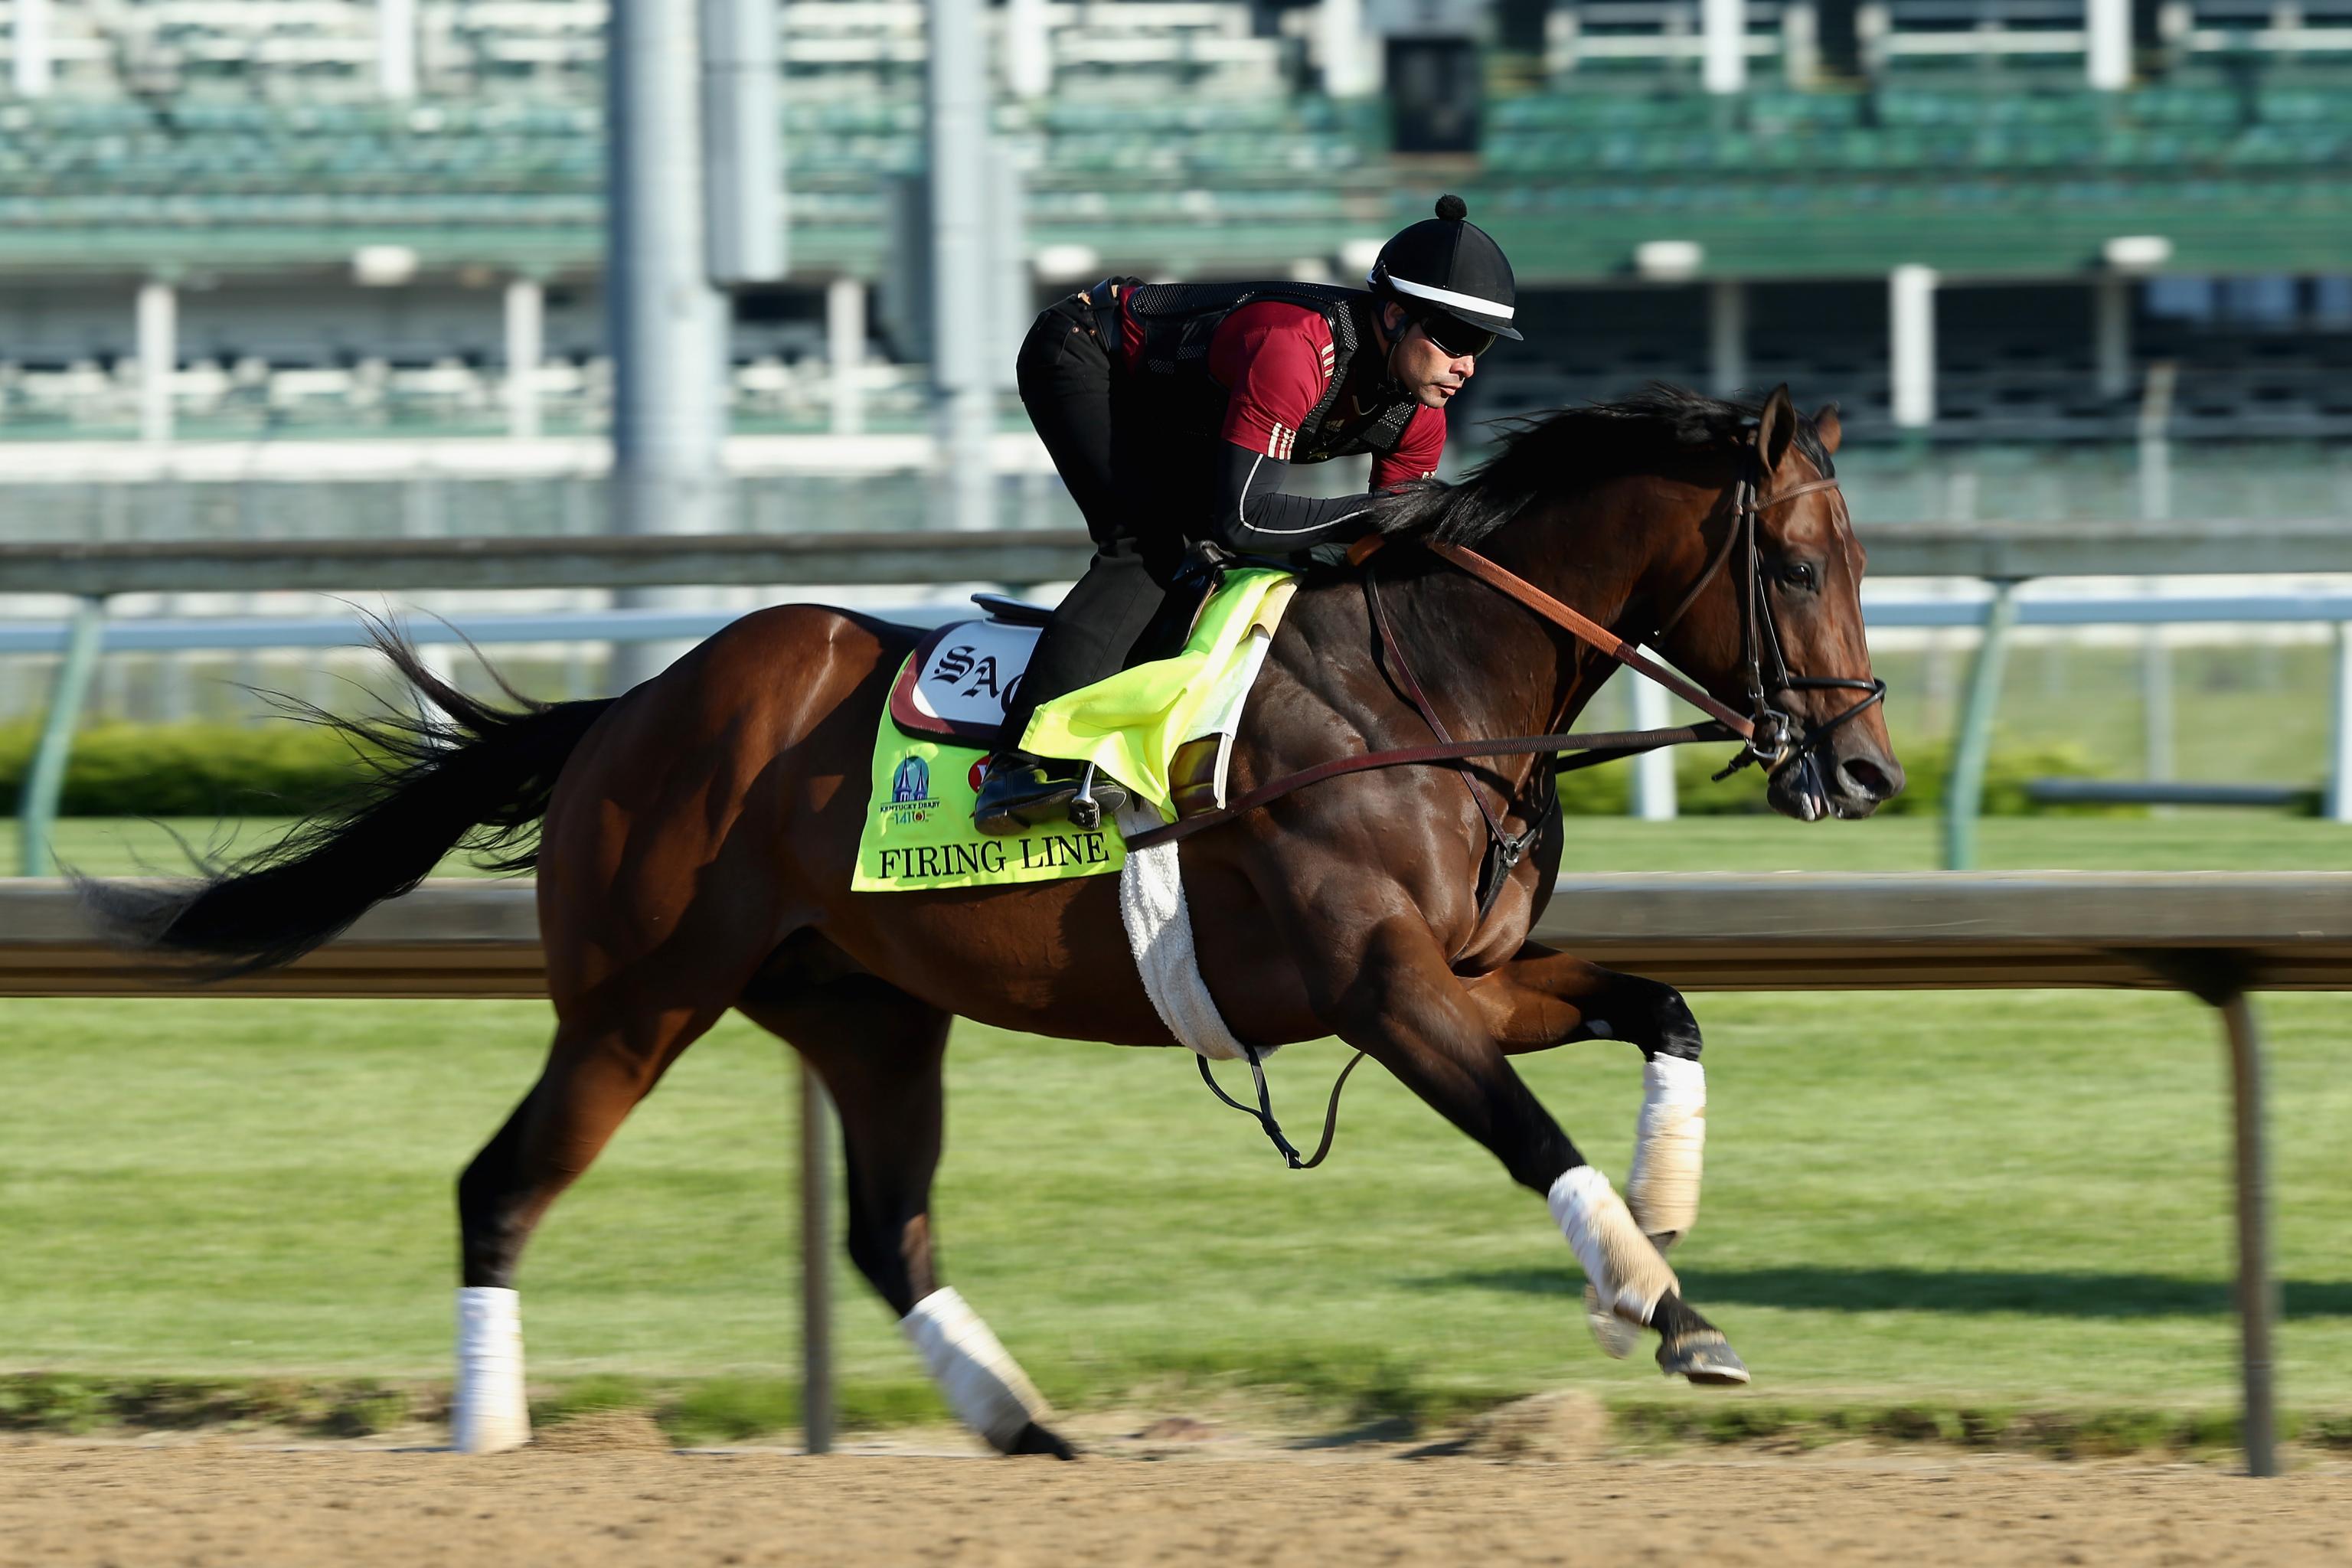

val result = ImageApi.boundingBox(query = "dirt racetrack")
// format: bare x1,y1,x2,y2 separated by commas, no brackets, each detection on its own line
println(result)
6,1413,2351,1568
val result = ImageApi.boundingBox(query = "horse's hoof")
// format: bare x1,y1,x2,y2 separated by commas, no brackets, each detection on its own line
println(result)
1583,1284,1639,1361
1658,1328,1749,1387
1004,1420,1079,1459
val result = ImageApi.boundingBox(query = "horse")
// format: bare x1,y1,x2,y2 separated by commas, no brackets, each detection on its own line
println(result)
81,384,1903,1459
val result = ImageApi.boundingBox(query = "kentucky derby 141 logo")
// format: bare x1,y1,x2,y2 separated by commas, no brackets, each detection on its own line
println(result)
883,753,938,825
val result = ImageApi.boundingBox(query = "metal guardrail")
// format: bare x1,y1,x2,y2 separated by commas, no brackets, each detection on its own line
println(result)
0,531,1099,597
4,592,2350,656
7,520,2352,596
2,871,2341,1475
5,527,2351,876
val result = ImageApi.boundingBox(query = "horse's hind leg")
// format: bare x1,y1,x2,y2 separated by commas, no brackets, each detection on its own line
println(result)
737,972,1074,1459
451,998,728,1452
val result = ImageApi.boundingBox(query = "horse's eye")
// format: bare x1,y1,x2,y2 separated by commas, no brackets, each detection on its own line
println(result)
1783,560,1818,591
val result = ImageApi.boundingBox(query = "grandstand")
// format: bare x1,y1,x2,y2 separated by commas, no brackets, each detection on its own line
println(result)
0,0,2347,444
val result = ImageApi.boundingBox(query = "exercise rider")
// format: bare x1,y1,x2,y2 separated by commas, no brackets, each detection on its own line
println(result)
973,193,1521,835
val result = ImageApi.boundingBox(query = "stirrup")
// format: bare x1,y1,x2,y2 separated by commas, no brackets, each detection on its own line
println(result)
1070,764,1102,831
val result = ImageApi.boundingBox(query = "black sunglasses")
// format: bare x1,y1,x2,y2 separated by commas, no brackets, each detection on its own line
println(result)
1415,311,1498,361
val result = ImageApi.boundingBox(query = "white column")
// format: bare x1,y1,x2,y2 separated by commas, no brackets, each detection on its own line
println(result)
1708,279,1747,397
1630,680,1677,821
504,277,544,439
2328,623,2352,825
1006,0,1053,98
379,0,419,99
13,0,52,96
2095,274,2132,400
1781,0,1819,87
609,0,729,690
137,279,176,444
828,275,867,436
2141,629,2172,785
1321,0,1374,97
1703,0,1748,94
701,0,786,286
2087,0,2132,91
1889,264,1938,430
929,0,995,532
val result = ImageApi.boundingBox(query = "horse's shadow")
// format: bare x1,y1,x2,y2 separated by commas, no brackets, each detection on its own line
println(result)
1423,1266,2352,1320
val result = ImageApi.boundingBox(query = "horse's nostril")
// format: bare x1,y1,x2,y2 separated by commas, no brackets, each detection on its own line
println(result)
1840,757,1893,799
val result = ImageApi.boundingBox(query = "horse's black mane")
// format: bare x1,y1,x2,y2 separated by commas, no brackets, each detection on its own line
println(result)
1370,384,1835,547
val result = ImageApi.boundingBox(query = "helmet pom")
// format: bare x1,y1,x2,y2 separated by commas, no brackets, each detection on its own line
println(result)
1434,193,1468,222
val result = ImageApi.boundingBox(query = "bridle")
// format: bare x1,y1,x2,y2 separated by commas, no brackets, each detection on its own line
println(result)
1145,435,1890,1169
1645,440,1888,785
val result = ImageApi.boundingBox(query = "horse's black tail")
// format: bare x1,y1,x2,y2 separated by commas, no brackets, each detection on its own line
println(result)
76,620,614,976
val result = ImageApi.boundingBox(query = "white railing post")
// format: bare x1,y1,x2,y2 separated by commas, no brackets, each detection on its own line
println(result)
1320,0,1375,96
1630,678,1677,821
380,0,419,99
1006,0,1053,98
137,279,177,445
1703,0,1748,94
828,276,868,436
13,0,54,96
2095,274,2132,400
1708,279,1747,397
2087,0,2132,90
2328,622,2352,825
1781,0,1820,87
504,277,544,440
1890,265,1938,430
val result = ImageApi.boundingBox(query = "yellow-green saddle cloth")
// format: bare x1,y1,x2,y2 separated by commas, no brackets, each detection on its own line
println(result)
852,567,1298,893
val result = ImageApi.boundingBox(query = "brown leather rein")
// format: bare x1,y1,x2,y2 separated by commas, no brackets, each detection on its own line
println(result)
1161,452,1882,1170
1123,462,1865,856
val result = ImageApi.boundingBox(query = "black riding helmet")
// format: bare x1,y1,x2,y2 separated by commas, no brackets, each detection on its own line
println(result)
1367,193,1522,357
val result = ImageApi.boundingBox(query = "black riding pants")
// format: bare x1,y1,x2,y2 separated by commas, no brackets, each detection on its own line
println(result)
1001,293,1195,746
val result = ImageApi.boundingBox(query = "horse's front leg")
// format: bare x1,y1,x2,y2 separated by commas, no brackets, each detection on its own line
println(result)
1461,942,1712,1360
1312,918,1745,1385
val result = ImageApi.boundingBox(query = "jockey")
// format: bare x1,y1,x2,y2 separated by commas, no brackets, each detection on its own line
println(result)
975,193,1521,835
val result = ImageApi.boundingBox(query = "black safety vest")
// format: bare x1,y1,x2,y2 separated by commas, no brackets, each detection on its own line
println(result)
1117,281,1420,463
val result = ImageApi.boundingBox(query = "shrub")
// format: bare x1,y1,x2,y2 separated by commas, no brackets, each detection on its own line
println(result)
0,721,383,818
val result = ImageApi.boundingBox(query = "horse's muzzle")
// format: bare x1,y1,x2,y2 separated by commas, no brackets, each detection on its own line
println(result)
1766,729,1906,821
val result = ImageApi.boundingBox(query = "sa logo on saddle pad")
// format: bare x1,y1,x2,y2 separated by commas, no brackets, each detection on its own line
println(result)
887,603,1046,746
853,570,1300,893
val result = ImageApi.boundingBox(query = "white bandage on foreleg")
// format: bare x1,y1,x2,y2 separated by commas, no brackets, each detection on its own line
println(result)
1625,1054,1707,1246
452,1286,530,1453
1549,1166,1679,1326
900,1286,1051,1449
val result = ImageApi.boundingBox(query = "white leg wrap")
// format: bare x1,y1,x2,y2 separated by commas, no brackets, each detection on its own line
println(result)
452,1286,530,1453
1550,1166,1679,1327
1625,1055,1707,1246
900,1286,1050,1449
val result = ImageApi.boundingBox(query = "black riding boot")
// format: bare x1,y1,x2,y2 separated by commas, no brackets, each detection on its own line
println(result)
972,751,1129,835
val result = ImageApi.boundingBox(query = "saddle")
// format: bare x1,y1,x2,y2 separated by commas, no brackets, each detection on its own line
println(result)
889,571,1300,822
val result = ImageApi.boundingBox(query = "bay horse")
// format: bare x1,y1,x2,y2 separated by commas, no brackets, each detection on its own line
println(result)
83,384,1903,1458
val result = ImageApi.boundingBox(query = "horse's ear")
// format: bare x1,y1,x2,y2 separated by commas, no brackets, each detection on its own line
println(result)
1811,403,1842,456
1756,384,1798,474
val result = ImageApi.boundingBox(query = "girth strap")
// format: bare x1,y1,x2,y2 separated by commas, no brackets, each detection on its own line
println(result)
1195,1046,1369,1169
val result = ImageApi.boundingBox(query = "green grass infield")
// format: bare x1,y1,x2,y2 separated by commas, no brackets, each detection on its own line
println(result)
2,814,2347,1447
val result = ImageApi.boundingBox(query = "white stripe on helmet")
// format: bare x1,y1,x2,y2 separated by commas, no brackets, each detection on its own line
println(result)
1370,273,1515,321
